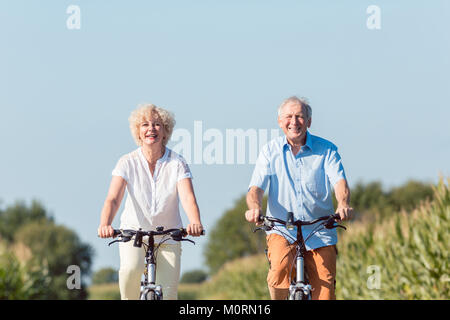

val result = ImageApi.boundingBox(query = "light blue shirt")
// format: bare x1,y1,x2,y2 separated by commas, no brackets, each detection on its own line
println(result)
249,131,347,250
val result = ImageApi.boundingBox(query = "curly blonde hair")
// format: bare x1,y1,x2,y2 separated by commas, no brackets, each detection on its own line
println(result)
128,103,176,146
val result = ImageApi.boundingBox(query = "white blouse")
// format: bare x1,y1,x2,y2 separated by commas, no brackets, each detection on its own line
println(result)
112,147,192,243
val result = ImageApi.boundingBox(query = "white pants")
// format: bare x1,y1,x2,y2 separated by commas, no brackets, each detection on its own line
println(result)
118,240,181,300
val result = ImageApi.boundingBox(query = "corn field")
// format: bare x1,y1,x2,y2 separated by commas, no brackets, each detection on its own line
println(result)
336,178,449,299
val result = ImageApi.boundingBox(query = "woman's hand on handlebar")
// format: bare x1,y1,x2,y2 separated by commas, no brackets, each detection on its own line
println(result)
98,225,115,238
186,222,204,237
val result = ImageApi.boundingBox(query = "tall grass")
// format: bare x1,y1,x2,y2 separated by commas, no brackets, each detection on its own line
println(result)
196,254,270,300
87,282,203,300
88,282,120,300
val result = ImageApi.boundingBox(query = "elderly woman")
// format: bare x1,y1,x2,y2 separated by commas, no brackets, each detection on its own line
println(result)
98,103,203,300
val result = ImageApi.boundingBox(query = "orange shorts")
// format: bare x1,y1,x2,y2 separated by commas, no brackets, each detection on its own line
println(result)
266,233,337,300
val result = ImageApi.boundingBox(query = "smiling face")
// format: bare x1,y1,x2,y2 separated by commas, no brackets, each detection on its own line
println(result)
138,113,166,147
278,101,311,146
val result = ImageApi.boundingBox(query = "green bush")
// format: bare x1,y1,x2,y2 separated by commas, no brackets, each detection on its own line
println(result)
178,283,202,300
14,221,93,299
0,200,94,300
0,247,50,299
180,269,208,284
92,267,118,285
0,251,27,299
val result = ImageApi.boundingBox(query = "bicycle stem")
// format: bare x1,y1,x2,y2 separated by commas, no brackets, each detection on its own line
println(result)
297,256,305,283
146,235,157,285
296,224,307,283
148,263,156,284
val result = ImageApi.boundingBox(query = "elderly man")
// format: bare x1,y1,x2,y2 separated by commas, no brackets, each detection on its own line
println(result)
245,96,354,300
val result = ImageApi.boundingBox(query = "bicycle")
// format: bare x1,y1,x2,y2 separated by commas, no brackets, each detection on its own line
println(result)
254,212,346,300
107,226,205,300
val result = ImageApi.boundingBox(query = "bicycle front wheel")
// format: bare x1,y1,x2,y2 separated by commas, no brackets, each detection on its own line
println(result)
144,290,163,300
140,289,156,300
294,290,304,300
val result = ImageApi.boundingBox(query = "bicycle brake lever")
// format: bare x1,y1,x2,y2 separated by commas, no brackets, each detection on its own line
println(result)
253,226,272,233
325,216,339,229
325,223,347,230
108,236,132,246
108,239,121,246
180,238,195,245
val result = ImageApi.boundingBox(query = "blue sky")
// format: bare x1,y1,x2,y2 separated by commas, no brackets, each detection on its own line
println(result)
1,1,449,277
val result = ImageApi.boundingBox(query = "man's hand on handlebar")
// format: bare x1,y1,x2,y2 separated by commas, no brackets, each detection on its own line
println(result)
335,205,354,221
245,208,262,224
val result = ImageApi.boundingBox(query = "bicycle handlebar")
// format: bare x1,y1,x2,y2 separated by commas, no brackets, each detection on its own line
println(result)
113,227,205,237
256,213,345,230
108,227,205,247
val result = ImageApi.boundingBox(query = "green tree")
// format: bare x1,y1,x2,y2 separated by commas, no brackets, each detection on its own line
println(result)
387,180,434,211
349,181,388,211
0,200,52,243
92,267,118,285
204,195,267,274
347,179,433,222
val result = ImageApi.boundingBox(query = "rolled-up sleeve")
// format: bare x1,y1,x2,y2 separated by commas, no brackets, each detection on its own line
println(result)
324,146,347,187
248,145,271,191
177,157,193,182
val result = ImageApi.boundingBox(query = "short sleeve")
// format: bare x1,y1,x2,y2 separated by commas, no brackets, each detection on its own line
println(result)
177,157,193,182
325,146,347,187
248,145,271,191
112,156,130,183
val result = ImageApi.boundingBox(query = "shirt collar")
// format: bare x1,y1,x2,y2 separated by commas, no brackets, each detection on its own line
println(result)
139,146,169,163
282,131,313,152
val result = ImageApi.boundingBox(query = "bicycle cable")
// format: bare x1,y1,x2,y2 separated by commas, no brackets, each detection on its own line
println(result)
303,224,327,244
153,234,172,263
277,221,328,286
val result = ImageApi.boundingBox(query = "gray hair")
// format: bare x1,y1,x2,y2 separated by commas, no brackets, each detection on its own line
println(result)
277,96,312,120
